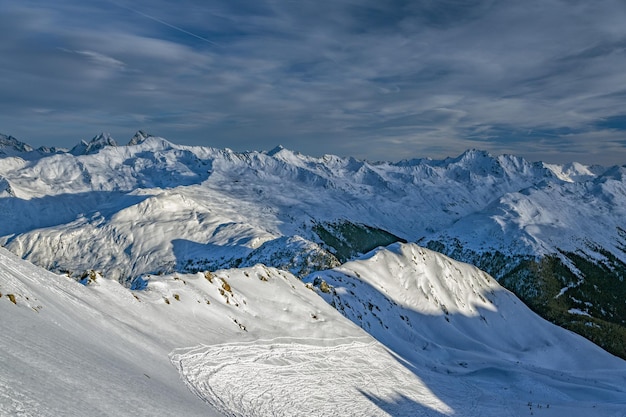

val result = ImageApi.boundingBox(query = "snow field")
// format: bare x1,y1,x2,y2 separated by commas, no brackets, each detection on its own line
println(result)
2,223,626,417
0,246,367,416
170,340,453,417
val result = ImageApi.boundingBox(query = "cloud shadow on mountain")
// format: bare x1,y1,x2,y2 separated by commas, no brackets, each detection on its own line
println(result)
0,191,151,238
171,238,253,272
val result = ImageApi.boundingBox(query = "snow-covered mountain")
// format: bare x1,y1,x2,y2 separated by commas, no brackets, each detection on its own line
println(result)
2,242,625,416
0,134,33,155
69,132,119,156
0,132,625,358
0,133,61,159
0,135,560,277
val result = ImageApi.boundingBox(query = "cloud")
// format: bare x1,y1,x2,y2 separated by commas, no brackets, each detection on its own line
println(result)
1,0,626,164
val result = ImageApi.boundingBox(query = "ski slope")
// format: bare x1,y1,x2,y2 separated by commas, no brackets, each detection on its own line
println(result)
171,340,453,417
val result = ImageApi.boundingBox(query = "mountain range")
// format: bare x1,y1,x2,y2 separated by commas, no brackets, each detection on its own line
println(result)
1,132,626,415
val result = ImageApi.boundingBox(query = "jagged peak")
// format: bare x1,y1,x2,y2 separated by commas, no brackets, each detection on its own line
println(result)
90,132,117,146
70,132,118,156
36,145,63,154
453,149,494,164
438,149,503,179
265,144,285,156
0,133,34,154
127,130,152,146
462,148,492,158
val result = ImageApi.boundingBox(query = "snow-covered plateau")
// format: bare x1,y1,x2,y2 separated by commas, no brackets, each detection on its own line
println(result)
1,132,626,415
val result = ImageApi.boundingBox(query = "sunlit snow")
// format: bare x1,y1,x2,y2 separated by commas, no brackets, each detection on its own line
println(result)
2,136,626,416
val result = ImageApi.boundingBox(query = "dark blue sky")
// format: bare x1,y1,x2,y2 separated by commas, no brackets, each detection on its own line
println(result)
1,0,626,164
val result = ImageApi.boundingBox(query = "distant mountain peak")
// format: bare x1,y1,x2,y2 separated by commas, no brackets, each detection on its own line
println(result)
0,133,34,155
91,132,117,145
266,145,286,156
452,149,497,165
128,130,152,146
70,132,118,155
461,148,492,158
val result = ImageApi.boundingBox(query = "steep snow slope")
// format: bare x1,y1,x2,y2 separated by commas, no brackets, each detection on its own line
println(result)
308,243,616,368
0,247,214,416
0,246,371,416
3,243,626,416
305,243,626,416
543,161,605,182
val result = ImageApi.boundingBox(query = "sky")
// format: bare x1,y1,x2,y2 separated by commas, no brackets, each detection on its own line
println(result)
1,0,626,164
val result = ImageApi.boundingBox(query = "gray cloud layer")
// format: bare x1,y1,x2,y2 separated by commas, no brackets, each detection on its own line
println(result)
1,0,626,164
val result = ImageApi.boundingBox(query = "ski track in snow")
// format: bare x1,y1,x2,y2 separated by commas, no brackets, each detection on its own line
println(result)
170,340,455,417
0,379,42,417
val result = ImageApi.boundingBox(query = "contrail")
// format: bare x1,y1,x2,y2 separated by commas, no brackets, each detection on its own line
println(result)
109,1,220,47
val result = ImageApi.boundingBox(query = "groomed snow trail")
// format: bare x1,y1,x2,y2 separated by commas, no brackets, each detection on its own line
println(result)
171,340,453,417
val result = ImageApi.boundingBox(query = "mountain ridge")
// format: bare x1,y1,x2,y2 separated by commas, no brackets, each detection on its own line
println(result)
3,241,626,416
1,131,625,357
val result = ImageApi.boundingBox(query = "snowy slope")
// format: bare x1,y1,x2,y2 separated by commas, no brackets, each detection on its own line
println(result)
0,247,214,416
0,246,370,416
426,165,626,260
305,243,626,416
1,132,626,356
308,243,615,368
3,241,626,416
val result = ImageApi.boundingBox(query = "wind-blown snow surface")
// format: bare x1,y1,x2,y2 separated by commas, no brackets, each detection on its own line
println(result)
2,243,626,416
